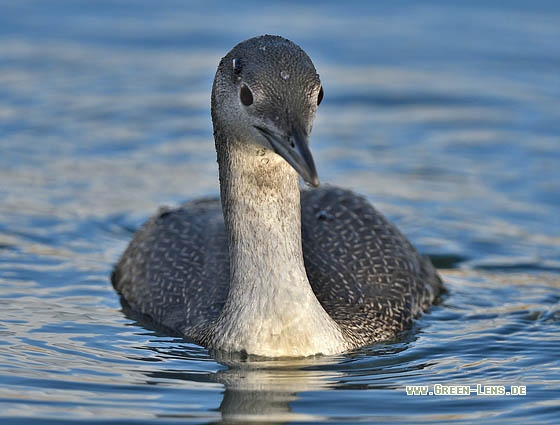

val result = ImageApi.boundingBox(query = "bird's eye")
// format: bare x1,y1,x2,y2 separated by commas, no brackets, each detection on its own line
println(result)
317,86,324,106
240,84,253,106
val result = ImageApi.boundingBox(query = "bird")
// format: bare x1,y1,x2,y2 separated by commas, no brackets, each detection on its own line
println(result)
112,35,443,358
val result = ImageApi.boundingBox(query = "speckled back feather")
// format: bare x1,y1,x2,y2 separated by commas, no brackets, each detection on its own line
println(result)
112,186,442,346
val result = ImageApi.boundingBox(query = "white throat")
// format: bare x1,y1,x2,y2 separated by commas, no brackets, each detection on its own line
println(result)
210,142,349,357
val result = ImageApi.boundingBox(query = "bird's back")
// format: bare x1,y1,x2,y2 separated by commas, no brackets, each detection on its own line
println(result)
300,187,442,345
112,199,229,335
112,187,442,345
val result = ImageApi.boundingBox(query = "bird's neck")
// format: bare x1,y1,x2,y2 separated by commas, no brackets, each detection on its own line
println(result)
212,140,348,357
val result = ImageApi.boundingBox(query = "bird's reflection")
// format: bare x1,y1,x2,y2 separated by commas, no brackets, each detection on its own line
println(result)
136,342,343,423
213,355,342,423
122,307,413,423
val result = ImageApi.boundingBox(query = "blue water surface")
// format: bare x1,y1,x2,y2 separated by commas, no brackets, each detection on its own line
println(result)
0,1,559,423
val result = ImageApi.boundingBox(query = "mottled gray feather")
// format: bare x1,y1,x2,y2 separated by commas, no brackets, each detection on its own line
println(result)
112,186,442,346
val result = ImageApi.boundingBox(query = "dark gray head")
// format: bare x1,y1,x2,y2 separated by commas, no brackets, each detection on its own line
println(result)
211,35,324,187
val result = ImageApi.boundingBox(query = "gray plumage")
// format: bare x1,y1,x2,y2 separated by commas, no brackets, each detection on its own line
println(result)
112,35,442,357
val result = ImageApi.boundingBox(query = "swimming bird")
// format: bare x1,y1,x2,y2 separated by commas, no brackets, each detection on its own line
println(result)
112,35,442,357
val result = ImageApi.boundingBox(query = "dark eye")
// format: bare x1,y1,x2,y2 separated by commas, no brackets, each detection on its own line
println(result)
317,86,324,106
240,84,253,106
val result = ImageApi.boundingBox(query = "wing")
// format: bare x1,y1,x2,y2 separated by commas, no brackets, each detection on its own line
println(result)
301,186,442,344
111,199,229,337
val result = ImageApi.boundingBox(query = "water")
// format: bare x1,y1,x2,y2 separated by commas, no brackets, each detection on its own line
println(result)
1,0,559,423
